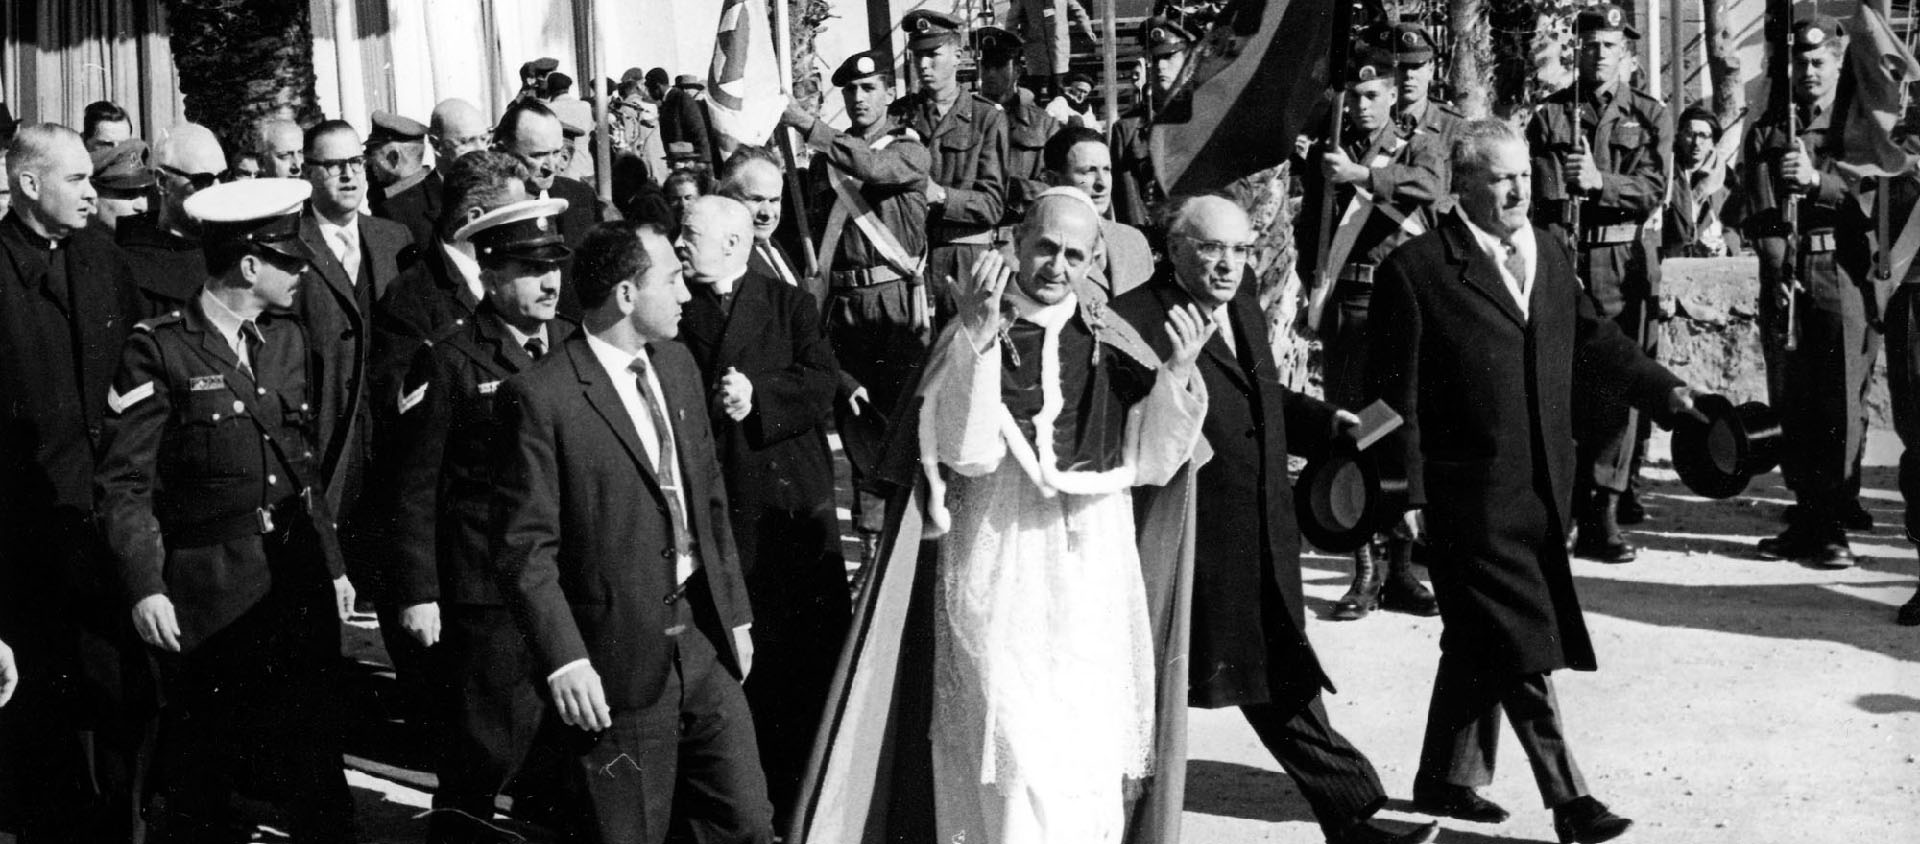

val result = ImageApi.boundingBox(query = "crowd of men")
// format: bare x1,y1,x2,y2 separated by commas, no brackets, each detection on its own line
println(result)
0,4,1916,844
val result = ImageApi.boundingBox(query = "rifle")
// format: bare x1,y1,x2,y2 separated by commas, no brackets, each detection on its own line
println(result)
1773,0,1802,351
1304,0,1357,336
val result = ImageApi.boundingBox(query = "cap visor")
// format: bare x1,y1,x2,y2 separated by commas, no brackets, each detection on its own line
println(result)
258,236,315,263
498,243,574,265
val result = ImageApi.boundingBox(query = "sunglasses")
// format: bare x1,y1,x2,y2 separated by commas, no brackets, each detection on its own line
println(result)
159,165,220,190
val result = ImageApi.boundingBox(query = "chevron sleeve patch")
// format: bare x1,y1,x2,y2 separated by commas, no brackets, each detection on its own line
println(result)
398,382,428,415
107,381,155,415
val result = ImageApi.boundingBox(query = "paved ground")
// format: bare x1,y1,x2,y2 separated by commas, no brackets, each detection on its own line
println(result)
217,431,1920,842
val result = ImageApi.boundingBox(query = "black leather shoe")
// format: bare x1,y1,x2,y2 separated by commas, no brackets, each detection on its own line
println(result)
1379,540,1440,616
1803,536,1857,569
1757,522,1819,560
1411,782,1509,824
1327,817,1441,844
1615,488,1647,525
1840,498,1876,531
1897,586,1920,626
1572,535,1638,564
1552,796,1633,844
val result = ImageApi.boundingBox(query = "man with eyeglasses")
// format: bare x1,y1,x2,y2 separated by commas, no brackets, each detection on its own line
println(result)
495,99,603,316
1112,196,1435,844
1525,3,1666,564
120,123,226,315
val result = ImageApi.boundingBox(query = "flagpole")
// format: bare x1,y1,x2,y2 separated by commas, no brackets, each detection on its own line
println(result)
589,1,612,206
770,0,821,278
1100,0,1119,128
1880,0,1895,285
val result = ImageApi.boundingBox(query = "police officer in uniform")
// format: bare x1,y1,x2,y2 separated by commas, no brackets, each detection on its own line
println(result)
1525,3,1666,563
1740,16,1881,567
892,8,1008,325
96,178,358,843
785,49,932,561
387,198,576,843
1296,50,1446,621
972,25,1061,232
1110,16,1191,239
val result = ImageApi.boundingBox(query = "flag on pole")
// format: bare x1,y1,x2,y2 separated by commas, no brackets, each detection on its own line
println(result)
707,0,789,149
1839,3,1920,178
1151,1,1337,197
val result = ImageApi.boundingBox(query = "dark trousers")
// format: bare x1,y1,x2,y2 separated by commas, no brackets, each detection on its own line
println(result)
1577,296,1656,493
1417,651,1587,809
151,572,352,843
556,602,773,844
825,278,930,535
429,604,549,844
1240,696,1388,836
1884,285,1920,541
1321,278,1373,411
1758,256,1879,512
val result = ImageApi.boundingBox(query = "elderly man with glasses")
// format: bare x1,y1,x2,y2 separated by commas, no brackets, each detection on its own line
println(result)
119,123,226,315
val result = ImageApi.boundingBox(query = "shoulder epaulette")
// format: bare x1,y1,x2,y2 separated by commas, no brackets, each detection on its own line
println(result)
134,310,185,333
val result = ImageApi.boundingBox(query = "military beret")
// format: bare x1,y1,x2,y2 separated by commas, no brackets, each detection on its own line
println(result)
365,110,427,148
187,178,315,263
832,49,893,87
1370,21,1436,65
1575,3,1640,40
1347,58,1397,88
1676,103,1722,138
453,197,572,264
675,74,705,90
91,139,155,192
903,9,963,50
972,26,1024,62
523,57,559,77
1141,17,1195,58
1792,16,1846,53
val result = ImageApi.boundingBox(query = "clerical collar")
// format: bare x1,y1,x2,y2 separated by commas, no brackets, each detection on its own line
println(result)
700,266,749,298
2,212,61,253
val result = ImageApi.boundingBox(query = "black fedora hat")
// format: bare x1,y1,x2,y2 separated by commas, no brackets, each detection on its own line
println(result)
1295,441,1410,553
1672,394,1784,499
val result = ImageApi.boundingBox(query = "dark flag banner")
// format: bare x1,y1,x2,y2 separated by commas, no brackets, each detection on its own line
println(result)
1152,0,1338,197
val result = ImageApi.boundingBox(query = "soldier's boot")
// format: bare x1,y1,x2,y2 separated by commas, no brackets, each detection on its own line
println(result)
1760,500,1836,562
1803,509,1858,570
1330,545,1384,621
1616,481,1647,526
1573,489,1638,564
1378,536,1439,616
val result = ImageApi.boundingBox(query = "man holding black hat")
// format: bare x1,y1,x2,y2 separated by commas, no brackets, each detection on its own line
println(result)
974,25,1061,230
893,8,1008,326
1111,15,1191,235
98,177,358,843
387,197,577,843
367,110,435,245
89,138,153,234
1740,15,1881,567
1525,2,1667,563
120,123,226,315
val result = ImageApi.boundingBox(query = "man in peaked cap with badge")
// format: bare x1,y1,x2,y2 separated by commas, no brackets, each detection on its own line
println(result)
89,137,153,234
1295,51,1444,623
386,197,579,843
1374,21,1464,197
366,110,437,246
1525,2,1667,563
973,25,1061,231
120,123,226,316
1110,14,1192,237
97,177,358,843
783,48,931,563
892,7,1009,327
1740,15,1881,567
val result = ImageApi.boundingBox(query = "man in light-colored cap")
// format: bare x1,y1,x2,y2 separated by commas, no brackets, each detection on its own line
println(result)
120,123,226,314
88,137,154,234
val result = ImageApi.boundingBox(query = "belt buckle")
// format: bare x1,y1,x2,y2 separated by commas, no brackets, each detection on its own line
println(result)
257,507,275,534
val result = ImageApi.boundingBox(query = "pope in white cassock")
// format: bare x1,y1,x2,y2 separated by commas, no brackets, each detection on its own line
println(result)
915,188,1214,843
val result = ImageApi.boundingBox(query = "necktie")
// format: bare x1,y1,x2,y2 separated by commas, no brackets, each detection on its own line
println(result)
628,355,692,568
330,226,360,284
524,337,545,360
761,244,799,288
1501,238,1528,301
1213,306,1236,355
239,319,263,380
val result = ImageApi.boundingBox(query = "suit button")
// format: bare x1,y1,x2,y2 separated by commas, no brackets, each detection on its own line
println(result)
660,547,674,559
233,400,246,414
256,387,267,396
267,474,278,485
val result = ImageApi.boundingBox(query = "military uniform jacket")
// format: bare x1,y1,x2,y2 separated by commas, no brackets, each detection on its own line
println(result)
115,216,206,317
1739,102,1881,316
1294,120,1448,280
96,299,343,652
1383,98,1463,206
803,118,930,272
1110,107,1155,229
388,307,577,609
993,88,1062,226
1527,83,1666,308
891,91,1008,242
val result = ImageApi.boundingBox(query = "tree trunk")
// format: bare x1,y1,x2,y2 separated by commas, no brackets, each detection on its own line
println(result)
1448,0,1493,117
785,0,832,113
163,0,321,155
1702,0,1744,124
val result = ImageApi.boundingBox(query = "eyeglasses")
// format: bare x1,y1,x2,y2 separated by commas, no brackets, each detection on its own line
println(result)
158,165,220,190
1178,235,1255,262
307,155,367,176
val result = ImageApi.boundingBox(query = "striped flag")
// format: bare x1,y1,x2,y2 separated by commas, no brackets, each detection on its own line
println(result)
1840,3,1920,178
707,0,789,148
1151,1,1336,196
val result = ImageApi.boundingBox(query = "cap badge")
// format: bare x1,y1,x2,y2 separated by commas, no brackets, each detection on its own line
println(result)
857,56,874,74
1804,26,1826,45
915,17,931,32
1605,7,1623,27
1402,31,1419,46
1151,26,1167,43
1358,65,1378,81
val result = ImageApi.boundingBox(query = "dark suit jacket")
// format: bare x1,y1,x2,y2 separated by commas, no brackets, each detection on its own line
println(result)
1366,211,1682,674
294,209,411,519
548,175,606,320
1113,269,1336,710
492,333,754,710
372,168,442,250
390,308,575,609
678,272,843,591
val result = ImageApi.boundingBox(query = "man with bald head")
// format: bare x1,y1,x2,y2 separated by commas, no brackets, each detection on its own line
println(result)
674,195,845,825
0,122,147,843
259,117,304,178
916,188,1211,839
1112,196,1436,844
119,123,225,314
495,100,600,248
718,150,813,302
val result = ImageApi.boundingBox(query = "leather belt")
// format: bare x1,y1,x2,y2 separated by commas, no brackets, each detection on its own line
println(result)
1581,223,1640,246
1337,263,1376,285
830,266,904,289
167,489,312,548
1802,231,1837,253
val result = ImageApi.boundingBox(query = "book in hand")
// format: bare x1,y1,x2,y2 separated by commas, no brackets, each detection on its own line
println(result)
1349,400,1403,452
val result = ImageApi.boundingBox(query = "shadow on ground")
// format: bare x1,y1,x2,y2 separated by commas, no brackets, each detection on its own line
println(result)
1855,693,1920,715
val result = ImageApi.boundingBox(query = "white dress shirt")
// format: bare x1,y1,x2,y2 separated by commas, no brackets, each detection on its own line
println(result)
1463,216,1538,320
317,217,361,284
198,289,257,371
